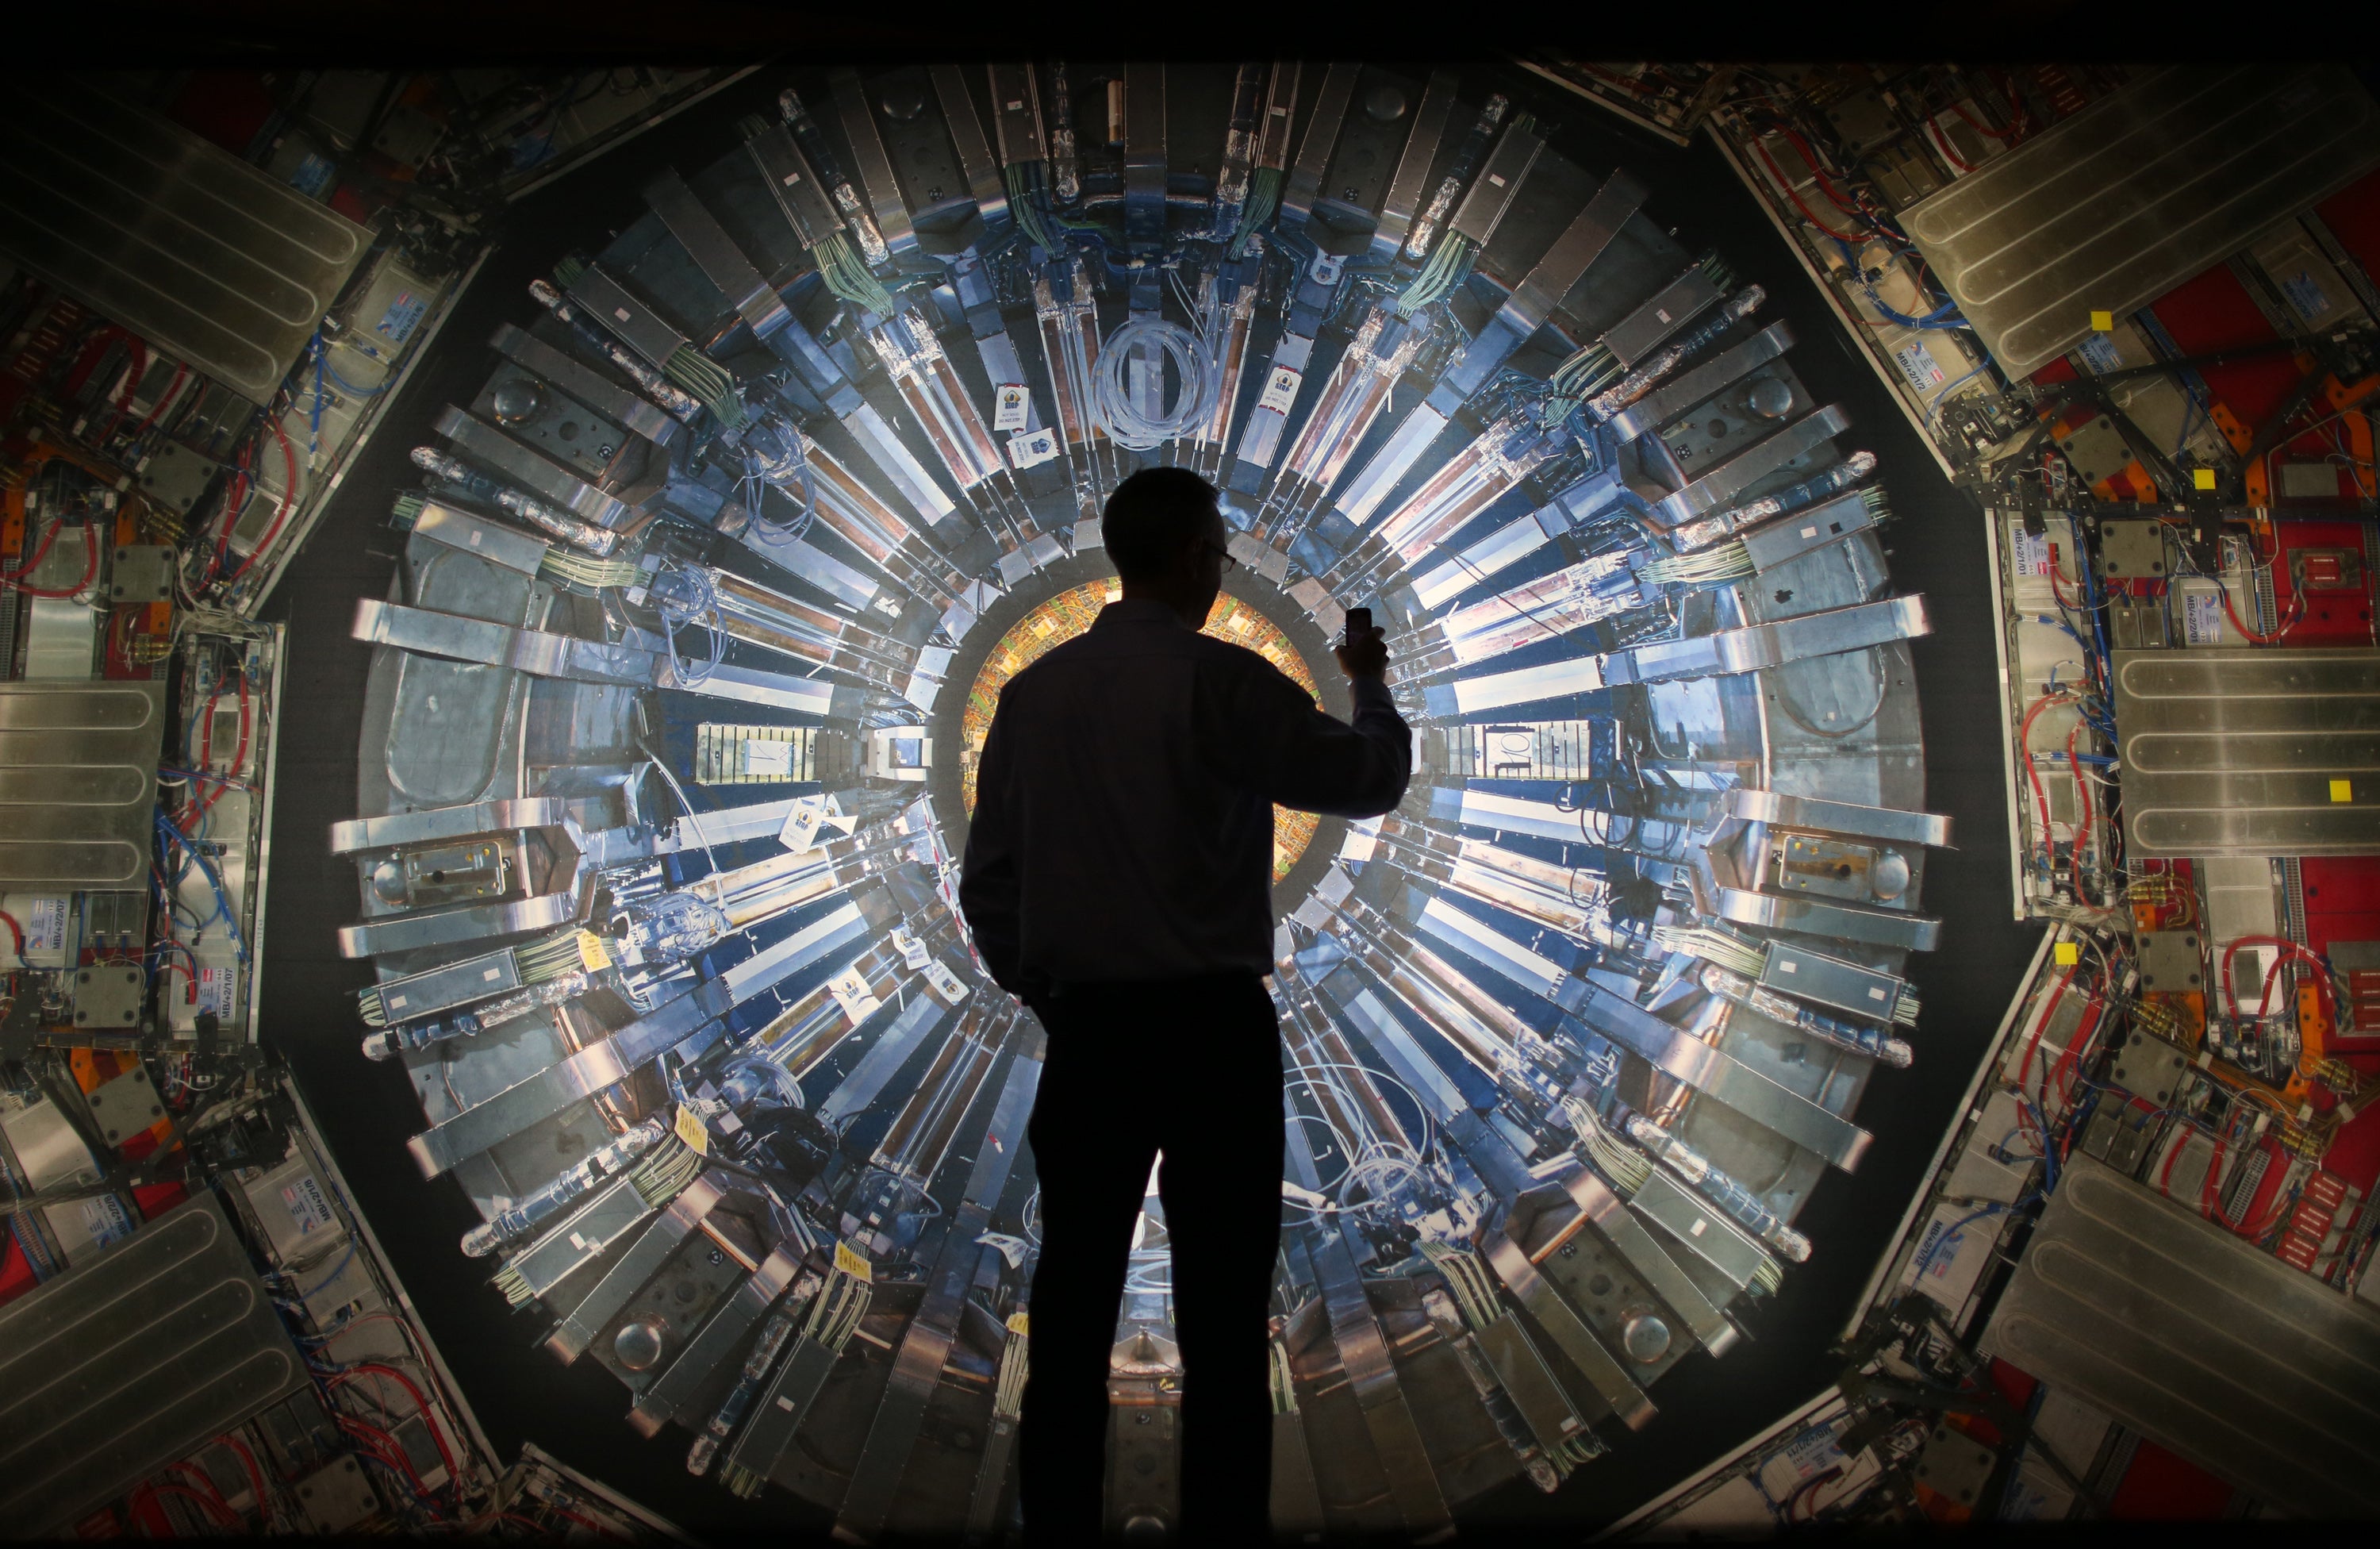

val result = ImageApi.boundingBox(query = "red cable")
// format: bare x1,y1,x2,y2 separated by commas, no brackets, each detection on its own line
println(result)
1949,95,2017,140
2012,966,2078,1143
1925,117,1975,173
2064,719,2094,902
1992,71,2033,139
219,417,298,586
1749,135,1864,242
2017,692,2072,880
2201,1133,2229,1220
2219,935,2336,1029
1,506,66,577
0,909,21,963
97,340,148,444
335,1414,441,1505
196,678,251,819
215,1435,273,1527
327,1363,459,1484
2220,582,2304,645
1778,126,1868,220
130,360,187,441
132,1482,240,1530
6,523,101,599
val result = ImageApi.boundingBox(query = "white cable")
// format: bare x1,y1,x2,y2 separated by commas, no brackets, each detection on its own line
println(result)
1092,317,1218,451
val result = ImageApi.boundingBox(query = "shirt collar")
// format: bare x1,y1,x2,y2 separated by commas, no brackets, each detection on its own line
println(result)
1093,597,1189,629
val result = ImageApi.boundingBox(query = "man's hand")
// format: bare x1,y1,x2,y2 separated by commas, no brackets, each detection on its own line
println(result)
1334,622,1388,681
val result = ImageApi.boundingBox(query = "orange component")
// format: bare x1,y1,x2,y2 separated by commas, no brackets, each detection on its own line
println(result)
2321,371,2378,413
2290,983,2332,1107
1914,1482,1976,1525
2209,401,2254,455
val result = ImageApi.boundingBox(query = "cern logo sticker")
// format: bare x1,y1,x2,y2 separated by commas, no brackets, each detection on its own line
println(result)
1007,427,1060,470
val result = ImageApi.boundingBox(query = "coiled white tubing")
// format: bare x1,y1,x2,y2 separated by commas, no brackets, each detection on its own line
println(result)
1092,315,1219,451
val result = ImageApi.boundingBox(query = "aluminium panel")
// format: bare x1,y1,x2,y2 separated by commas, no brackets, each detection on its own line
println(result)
0,680,168,888
1901,65,2380,380
0,1191,310,1536
1985,1153,2380,1517
0,79,371,402
2110,648,2380,856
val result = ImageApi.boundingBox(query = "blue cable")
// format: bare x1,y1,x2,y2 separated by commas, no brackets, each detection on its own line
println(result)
291,1242,357,1301
1833,239,1967,330
309,332,326,467
155,811,246,963
1925,359,1996,429
321,359,387,398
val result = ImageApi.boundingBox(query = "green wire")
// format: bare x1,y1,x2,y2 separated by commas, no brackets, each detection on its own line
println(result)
813,230,896,318
666,344,745,428
1393,233,1474,320
1226,167,1281,260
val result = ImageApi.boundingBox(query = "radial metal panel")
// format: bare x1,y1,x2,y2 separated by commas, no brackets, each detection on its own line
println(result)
2111,648,2380,856
1900,64,2380,380
338,89,1948,1535
1986,1154,2380,1517
0,679,167,888
0,78,371,402
0,1191,309,1536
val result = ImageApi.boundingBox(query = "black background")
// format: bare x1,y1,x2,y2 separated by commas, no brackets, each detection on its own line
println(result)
244,55,2039,1542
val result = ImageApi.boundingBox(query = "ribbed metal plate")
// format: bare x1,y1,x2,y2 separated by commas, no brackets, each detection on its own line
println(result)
1985,1154,2380,1517
2111,648,2380,856
1902,65,2380,379
0,78,371,402
0,679,167,887
0,1191,309,1536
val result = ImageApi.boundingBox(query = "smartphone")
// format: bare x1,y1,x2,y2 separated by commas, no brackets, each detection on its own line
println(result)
1342,606,1372,644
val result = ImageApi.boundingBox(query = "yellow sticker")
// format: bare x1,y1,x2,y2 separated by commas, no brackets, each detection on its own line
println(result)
834,1240,874,1282
2193,467,2217,491
2332,778,2354,803
2089,309,2113,332
2054,941,2079,967
673,1102,709,1155
1006,1311,1030,1336
578,929,612,973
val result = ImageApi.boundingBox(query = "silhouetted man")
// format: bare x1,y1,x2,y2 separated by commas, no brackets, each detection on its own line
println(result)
960,467,1411,1543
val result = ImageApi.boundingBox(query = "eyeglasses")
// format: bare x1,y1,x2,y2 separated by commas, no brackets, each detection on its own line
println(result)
1203,541,1238,575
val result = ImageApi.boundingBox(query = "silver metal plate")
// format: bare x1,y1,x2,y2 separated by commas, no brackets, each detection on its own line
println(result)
2111,648,2380,856
0,679,168,887
1902,65,2380,380
0,1191,309,1536
0,79,371,402
1985,1154,2380,1516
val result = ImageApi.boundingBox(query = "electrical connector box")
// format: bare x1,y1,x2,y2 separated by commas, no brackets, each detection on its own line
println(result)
236,1152,347,1268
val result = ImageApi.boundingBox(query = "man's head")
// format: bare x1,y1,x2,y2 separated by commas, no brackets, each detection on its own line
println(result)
1104,467,1228,628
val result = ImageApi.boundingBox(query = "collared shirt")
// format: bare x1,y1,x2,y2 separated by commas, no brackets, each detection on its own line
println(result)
959,598,1411,994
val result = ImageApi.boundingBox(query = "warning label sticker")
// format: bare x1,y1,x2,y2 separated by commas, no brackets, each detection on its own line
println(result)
280,1173,338,1241
197,965,239,1022
1893,343,1946,394
2181,588,2225,646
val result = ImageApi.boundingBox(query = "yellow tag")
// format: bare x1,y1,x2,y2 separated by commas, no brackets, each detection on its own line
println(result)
578,929,612,973
2054,941,2079,967
2332,778,2354,803
1006,1311,1030,1336
834,1240,873,1282
2192,467,2217,491
673,1102,709,1155
2089,309,2113,332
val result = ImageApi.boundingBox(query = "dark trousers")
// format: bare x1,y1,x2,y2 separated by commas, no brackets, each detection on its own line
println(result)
1019,971,1284,1544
